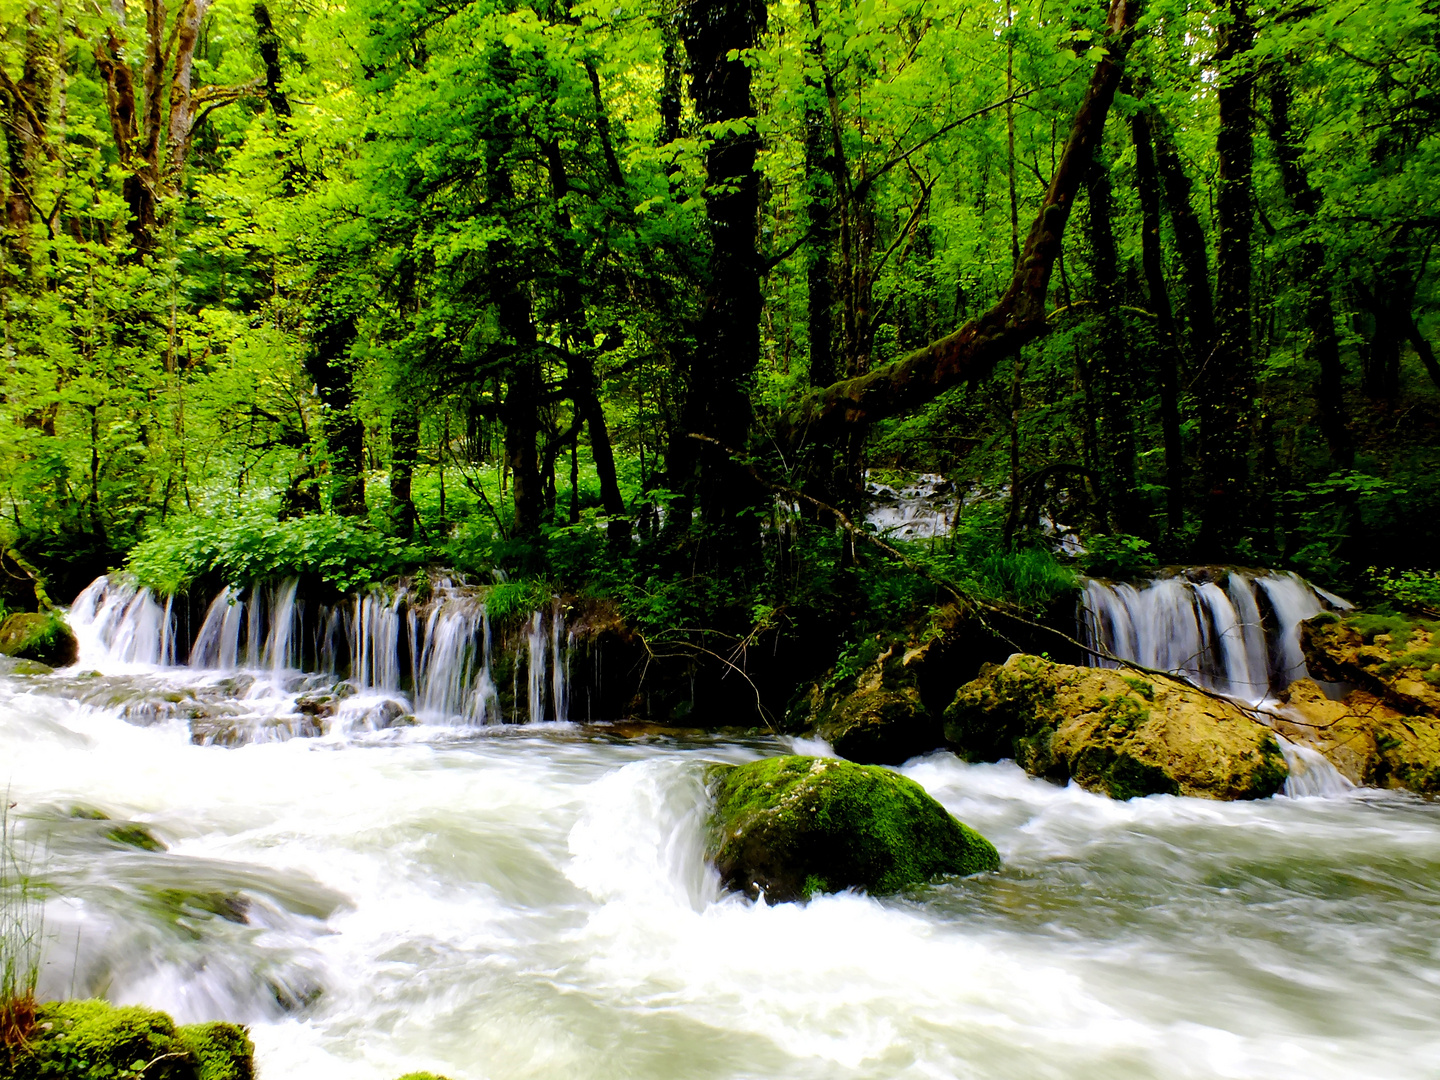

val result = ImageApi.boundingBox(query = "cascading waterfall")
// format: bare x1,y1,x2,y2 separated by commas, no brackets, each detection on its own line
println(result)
1079,569,1351,704
66,574,571,728
1079,568,1356,797
70,577,178,666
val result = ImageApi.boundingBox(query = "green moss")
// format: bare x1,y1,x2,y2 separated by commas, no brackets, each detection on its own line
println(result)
0,612,77,666
1346,612,1422,648
176,1023,254,1080
105,824,166,852
1121,676,1155,701
709,756,999,903
4,1001,254,1080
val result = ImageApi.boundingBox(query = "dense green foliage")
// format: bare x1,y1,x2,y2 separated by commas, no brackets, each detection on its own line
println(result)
3,0,1438,643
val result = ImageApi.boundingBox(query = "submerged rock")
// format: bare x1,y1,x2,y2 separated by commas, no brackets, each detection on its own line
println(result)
0,611,77,667
945,655,1288,800
7,1000,253,1080
707,755,999,903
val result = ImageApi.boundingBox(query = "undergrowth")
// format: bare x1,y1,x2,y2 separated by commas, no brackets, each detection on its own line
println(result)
1,797,44,1049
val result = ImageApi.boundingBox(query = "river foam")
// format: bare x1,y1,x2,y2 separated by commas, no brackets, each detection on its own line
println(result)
3,668,1439,1079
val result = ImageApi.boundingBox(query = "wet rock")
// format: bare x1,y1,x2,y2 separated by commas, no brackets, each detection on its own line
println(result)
708,755,999,903
0,611,78,666
816,684,941,765
0,654,54,676
361,699,412,729
1271,677,1440,794
1302,611,1440,719
295,682,357,718
8,1000,254,1080
945,655,1288,800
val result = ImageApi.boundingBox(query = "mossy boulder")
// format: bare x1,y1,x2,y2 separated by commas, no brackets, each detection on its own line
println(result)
944,655,1288,800
0,612,77,667
5,1000,254,1080
707,755,999,904
1302,612,1440,719
1270,677,1440,794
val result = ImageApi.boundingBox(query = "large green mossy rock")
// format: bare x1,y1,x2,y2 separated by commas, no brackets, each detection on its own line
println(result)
0,612,77,667
708,755,999,904
944,655,1288,800
4,1000,254,1080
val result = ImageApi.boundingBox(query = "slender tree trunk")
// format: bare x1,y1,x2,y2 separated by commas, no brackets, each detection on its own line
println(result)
1128,101,1186,532
389,405,419,538
306,302,366,516
1403,313,1440,391
540,137,630,545
1198,0,1256,551
1085,149,1141,534
1151,115,1215,362
1268,71,1351,469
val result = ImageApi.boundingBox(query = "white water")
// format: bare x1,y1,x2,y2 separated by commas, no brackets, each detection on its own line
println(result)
3,659,1438,1080
1079,571,1351,704
69,576,570,730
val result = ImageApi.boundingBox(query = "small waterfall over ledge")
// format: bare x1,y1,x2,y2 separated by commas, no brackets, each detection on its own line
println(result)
1078,569,1351,704
68,575,571,727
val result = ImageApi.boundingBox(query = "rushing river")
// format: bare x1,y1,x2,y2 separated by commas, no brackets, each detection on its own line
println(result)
3,660,1440,1080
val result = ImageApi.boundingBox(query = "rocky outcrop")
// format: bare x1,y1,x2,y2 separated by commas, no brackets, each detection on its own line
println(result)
0,611,77,666
707,755,999,903
7,1000,254,1080
1302,611,1440,717
1270,677,1440,795
944,655,1288,800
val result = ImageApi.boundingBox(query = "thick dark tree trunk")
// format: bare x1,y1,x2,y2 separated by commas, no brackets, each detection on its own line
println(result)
1403,313,1440,391
253,3,292,119
1128,101,1186,532
1085,149,1141,534
1268,71,1351,469
680,0,768,546
1198,0,1256,552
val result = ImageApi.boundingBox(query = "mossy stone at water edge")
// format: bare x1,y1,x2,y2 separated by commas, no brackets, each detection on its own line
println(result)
944,655,1288,800
707,756,999,904
3,1000,254,1080
0,612,77,667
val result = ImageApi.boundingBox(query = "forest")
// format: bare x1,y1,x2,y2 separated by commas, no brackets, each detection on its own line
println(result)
4,1,1440,1076
2,0,1436,607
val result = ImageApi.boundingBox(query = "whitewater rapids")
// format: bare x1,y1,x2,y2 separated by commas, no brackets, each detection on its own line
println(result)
2,667,1439,1080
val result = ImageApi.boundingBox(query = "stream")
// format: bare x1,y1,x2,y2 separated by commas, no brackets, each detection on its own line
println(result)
3,576,1440,1079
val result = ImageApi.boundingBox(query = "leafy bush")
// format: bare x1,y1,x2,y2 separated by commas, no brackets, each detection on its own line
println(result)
1080,533,1158,580
127,510,426,594
1371,567,1440,612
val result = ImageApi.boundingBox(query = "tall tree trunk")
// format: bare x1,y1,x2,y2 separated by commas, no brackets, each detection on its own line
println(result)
680,0,768,546
0,5,53,260
1085,149,1141,534
306,300,366,516
1268,71,1351,469
540,137,630,545
1198,0,1256,551
1128,101,1186,532
389,404,419,539
1151,115,1215,362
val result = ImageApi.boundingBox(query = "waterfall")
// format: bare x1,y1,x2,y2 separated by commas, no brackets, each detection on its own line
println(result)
1079,569,1351,704
67,574,572,727
69,577,177,667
